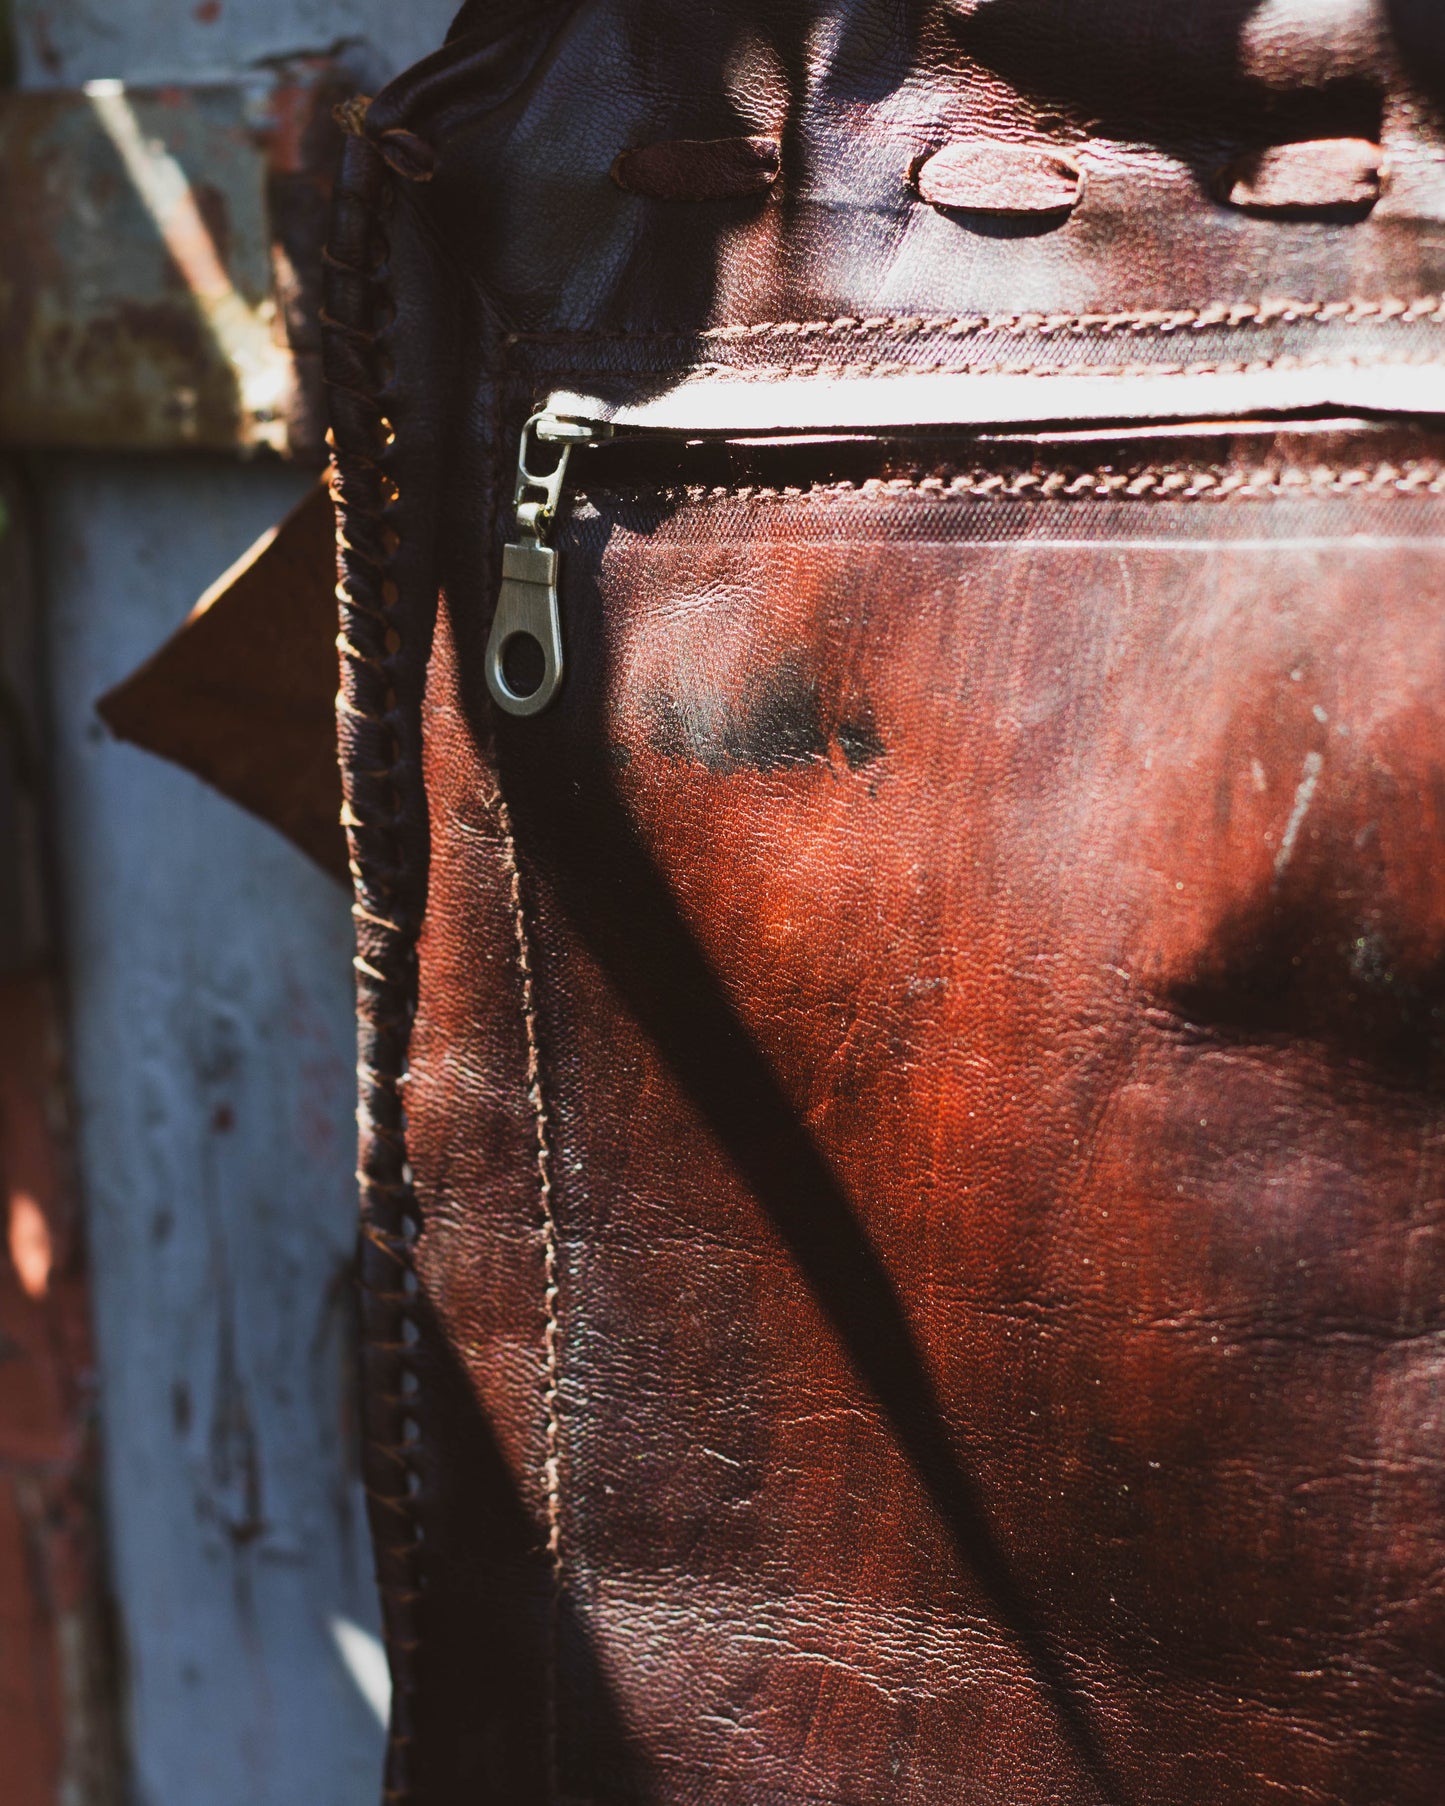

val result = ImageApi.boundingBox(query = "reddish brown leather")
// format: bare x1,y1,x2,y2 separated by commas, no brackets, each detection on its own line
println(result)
325,5,1445,1803
97,481,347,882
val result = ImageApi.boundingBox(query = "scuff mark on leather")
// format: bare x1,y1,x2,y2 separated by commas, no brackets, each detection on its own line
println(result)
645,664,883,775
836,711,885,771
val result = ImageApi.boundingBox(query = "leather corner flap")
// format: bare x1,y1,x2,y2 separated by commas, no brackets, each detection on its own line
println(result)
376,125,439,182
611,134,781,201
912,140,1084,215
96,480,347,884
1219,138,1382,212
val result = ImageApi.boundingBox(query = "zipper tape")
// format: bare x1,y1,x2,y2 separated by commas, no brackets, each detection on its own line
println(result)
485,369,1445,718
544,363,1445,437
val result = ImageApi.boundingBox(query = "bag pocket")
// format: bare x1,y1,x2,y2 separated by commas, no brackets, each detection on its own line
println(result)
432,372,1445,1800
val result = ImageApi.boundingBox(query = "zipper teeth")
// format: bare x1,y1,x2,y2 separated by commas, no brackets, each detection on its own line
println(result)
569,458,1445,505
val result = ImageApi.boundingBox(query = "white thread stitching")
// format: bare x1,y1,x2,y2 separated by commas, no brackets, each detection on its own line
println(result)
552,351,1445,385
505,295,1445,347
492,784,562,1801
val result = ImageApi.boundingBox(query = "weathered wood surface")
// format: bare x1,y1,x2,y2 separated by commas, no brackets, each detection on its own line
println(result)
0,471,121,1806
12,1,451,89
19,8,461,1799
0,69,354,459
0,971,119,1806
42,457,384,1806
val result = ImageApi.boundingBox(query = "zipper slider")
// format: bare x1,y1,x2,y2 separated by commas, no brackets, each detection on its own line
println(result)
485,411,611,717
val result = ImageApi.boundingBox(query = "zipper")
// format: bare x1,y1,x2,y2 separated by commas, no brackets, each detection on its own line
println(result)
486,367,1445,716
486,411,614,717
487,399,1004,717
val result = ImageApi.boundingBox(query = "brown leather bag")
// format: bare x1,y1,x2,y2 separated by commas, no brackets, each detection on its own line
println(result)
323,5,1445,1800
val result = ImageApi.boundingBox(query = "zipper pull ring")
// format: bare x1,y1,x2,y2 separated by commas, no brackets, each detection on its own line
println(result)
486,411,609,718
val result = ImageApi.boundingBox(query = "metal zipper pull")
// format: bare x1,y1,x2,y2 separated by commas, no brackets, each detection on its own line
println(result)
486,411,610,717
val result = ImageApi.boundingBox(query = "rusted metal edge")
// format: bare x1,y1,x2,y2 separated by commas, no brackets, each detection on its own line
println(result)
0,58,357,461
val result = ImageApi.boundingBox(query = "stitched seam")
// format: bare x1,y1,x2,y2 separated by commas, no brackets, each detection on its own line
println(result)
572,459,1445,506
505,295,1445,345
535,351,1445,384
493,785,563,1803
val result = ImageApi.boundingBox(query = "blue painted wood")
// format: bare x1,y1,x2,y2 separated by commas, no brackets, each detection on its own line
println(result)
43,456,385,1806
24,10,462,1798
13,0,453,90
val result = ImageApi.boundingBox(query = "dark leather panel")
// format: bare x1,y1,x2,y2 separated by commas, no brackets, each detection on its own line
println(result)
323,4,1445,1800
372,0,1445,337
96,482,348,880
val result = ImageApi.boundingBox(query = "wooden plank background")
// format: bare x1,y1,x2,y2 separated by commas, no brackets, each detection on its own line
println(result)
12,2,460,1800
0,469,123,1806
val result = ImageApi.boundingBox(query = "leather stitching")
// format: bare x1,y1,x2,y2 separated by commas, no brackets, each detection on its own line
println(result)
537,351,1445,384
504,295,1445,345
491,780,564,1803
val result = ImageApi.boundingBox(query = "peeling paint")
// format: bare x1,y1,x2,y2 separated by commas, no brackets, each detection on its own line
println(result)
0,64,350,458
647,664,886,777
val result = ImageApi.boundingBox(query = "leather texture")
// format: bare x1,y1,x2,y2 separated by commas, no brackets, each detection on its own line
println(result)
97,481,348,881
324,5,1445,1802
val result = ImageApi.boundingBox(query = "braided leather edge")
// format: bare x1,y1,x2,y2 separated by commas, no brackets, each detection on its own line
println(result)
323,131,423,1806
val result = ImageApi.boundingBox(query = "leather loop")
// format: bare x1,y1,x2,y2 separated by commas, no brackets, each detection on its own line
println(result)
611,135,780,200
912,141,1083,216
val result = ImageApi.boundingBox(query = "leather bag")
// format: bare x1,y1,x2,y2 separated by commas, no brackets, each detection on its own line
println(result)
323,4,1445,1800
